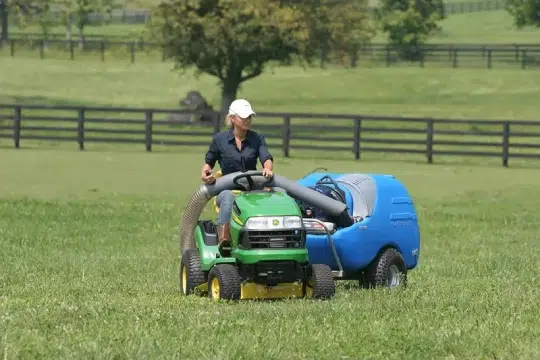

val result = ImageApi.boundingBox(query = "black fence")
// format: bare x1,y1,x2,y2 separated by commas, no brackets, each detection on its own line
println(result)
3,37,540,69
1,103,540,167
5,0,507,26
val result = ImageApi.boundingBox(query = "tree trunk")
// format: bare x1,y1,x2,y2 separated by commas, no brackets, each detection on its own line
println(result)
0,0,8,43
78,26,85,50
65,13,73,41
220,77,241,117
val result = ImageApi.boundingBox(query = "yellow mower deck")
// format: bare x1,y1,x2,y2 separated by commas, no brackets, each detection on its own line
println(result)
194,281,308,300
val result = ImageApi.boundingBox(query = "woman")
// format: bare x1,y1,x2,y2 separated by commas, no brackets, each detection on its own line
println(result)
201,99,274,255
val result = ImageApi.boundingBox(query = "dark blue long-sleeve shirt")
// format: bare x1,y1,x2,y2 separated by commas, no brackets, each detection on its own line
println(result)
205,129,273,175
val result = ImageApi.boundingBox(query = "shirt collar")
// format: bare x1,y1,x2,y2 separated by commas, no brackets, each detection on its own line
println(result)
227,129,251,143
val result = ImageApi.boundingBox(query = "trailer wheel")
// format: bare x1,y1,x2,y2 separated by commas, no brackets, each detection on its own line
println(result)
180,249,206,295
304,264,336,300
365,247,407,289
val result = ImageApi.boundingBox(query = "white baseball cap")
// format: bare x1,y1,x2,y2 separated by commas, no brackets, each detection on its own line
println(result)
228,99,256,119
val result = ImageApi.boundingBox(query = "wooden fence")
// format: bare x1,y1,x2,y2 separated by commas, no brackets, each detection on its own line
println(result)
1,104,540,167
3,37,540,70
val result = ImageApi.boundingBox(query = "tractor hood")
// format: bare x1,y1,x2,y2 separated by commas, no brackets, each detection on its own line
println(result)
233,191,302,218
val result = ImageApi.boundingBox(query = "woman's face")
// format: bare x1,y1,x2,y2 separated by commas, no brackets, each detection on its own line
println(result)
233,115,253,131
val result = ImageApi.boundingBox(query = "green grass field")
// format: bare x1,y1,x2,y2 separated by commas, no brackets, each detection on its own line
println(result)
2,57,540,120
1,149,540,359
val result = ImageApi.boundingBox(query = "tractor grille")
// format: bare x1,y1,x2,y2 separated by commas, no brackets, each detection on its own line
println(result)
241,229,305,249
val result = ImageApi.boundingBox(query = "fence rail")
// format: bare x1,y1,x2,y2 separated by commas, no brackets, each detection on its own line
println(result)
1,104,540,167
3,37,540,69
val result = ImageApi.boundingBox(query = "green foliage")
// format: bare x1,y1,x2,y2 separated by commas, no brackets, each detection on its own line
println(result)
377,0,445,60
505,0,540,28
302,0,377,67
149,0,375,111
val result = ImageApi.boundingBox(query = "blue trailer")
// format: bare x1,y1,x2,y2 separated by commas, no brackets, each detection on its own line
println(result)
295,171,420,287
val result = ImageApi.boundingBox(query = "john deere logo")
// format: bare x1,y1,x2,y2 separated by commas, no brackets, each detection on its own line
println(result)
272,219,280,226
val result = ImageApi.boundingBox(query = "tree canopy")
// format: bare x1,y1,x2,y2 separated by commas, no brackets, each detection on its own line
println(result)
376,0,445,60
505,0,540,28
150,0,374,112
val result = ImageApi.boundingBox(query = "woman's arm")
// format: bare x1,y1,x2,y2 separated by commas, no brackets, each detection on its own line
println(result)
258,134,274,176
201,135,220,183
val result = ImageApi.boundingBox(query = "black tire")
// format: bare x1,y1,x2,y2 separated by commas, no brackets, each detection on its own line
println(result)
180,249,206,295
364,247,407,289
207,264,241,301
304,264,336,300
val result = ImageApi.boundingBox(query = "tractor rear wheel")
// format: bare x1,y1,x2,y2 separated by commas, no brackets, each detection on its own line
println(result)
180,248,206,295
364,247,407,289
304,264,335,300
207,264,241,301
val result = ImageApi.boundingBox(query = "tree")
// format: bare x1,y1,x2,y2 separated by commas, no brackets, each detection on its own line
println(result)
7,0,55,41
299,0,376,68
149,0,374,112
377,0,445,61
506,0,540,28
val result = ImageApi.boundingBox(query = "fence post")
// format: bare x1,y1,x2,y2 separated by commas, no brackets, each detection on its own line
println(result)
353,118,362,160
487,49,492,69
282,116,291,157
13,107,21,149
40,39,45,59
10,39,14,56
521,50,527,69
213,111,221,134
501,122,510,167
145,111,153,152
453,49,458,68
130,43,135,64
77,109,85,151
101,41,105,62
426,119,434,163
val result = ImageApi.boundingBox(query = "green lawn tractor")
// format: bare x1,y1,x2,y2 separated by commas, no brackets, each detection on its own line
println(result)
178,170,351,301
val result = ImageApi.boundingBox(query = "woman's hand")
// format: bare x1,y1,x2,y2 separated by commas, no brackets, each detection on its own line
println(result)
262,168,273,178
201,168,216,184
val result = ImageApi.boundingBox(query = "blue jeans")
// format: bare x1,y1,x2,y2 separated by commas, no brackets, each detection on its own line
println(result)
216,190,235,224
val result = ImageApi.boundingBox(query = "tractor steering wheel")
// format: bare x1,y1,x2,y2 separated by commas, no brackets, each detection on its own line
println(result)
232,170,273,192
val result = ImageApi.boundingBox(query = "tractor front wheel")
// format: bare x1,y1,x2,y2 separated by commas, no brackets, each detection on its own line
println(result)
180,249,206,295
207,264,241,301
304,264,336,300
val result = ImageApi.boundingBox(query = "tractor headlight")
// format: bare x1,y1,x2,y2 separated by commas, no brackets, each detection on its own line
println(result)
244,216,302,230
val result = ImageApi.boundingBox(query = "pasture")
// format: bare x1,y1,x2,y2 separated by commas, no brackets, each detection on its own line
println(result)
1,149,540,359
2,57,540,120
